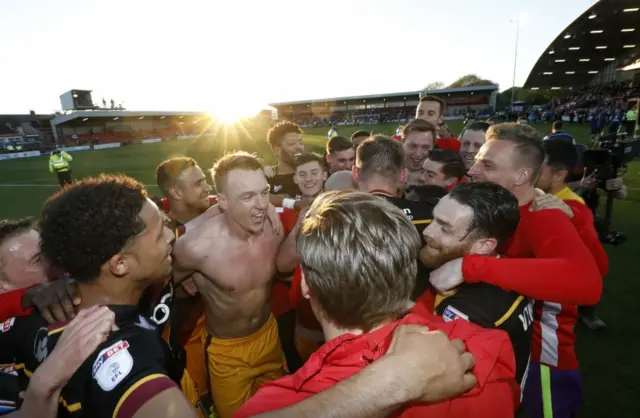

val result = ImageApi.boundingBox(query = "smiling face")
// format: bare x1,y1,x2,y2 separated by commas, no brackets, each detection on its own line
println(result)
467,140,521,192
0,229,45,293
403,130,434,172
277,132,304,166
459,129,486,170
219,169,270,234
120,200,175,282
294,161,327,198
420,195,475,269
173,165,213,212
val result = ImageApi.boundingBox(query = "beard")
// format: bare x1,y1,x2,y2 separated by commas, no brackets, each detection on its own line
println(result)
420,237,471,269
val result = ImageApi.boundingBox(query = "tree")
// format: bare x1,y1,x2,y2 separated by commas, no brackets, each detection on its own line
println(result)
447,74,497,88
423,81,445,90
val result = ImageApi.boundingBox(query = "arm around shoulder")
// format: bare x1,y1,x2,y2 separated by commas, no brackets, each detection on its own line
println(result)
171,235,200,285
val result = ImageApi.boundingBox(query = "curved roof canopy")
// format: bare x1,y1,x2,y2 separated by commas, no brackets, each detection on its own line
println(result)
524,0,640,89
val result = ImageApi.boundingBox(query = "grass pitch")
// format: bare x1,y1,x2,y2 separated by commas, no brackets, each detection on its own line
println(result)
0,121,638,416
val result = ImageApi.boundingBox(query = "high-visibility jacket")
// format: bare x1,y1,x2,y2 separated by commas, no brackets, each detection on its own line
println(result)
49,151,73,173
328,128,338,139
626,108,638,122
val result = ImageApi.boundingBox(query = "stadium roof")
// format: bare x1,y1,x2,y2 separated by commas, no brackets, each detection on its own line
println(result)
51,110,208,127
268,85,499,107
524,0,640,89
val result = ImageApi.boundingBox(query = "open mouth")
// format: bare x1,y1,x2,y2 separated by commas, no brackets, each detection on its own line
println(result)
252,213,265,223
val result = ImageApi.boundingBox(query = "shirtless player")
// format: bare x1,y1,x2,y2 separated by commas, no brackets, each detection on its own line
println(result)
172,151,285,418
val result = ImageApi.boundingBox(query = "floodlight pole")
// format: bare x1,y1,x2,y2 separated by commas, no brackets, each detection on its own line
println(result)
510,19,520,112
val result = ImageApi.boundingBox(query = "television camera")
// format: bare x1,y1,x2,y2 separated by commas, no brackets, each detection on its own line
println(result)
581,132,640,245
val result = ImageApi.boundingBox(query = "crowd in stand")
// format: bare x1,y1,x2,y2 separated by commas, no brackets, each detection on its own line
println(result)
524,80,638,130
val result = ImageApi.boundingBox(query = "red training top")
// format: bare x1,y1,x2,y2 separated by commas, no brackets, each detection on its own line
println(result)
270,208,300,318
461,202,602,306
462,202,602,370
527,187,608,369
235,313,519,418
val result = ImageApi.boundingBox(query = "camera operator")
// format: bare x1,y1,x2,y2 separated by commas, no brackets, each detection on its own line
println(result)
568,169,627,216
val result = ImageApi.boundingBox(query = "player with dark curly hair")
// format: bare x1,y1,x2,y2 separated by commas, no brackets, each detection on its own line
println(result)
0,174,200,418
264,121,304,204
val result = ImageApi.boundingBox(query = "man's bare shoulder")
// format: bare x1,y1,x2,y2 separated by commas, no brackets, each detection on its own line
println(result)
175,217,225,257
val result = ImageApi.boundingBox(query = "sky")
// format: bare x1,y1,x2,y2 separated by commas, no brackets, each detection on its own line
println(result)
0,0,594,116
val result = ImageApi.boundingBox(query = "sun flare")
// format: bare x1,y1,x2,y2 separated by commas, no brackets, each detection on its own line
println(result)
207,98,266,124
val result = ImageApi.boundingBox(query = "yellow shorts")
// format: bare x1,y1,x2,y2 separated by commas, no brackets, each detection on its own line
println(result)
185,315,208,397
180,369,207,418
203,314,285,418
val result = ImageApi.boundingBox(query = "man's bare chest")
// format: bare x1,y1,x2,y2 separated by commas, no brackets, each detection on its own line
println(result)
200,236,279,291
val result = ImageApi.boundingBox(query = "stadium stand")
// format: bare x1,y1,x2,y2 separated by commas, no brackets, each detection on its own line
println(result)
50,111,215,146
0,113,55,153
270,85,498,127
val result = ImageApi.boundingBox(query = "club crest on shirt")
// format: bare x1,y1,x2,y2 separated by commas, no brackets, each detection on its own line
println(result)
92,340,133,391
0,318,15,333
442,305,469,322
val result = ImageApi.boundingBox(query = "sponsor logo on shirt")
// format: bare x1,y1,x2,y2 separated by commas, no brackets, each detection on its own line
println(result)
274,185,283,193
442,305,469,322
402,208,414,220
92,340,133,391
0,318,15,333
0,364,17,375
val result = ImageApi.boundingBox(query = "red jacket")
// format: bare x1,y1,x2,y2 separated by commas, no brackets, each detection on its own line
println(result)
270,208,301,318
235,313,519,418
528,187,608,369
0,287,31,322
461,202,602,306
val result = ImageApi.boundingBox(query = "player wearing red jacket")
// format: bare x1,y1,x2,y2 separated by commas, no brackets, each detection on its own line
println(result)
275,153,328,365
429,123,602,418
518,139,609,418
237,191,519,418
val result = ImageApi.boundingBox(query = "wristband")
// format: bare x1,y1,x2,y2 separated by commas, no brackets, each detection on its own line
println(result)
283,198,295,209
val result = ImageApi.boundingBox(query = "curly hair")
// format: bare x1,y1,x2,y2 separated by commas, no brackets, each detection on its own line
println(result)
0,218,35,247
266,121,302,150
39,174,148,282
